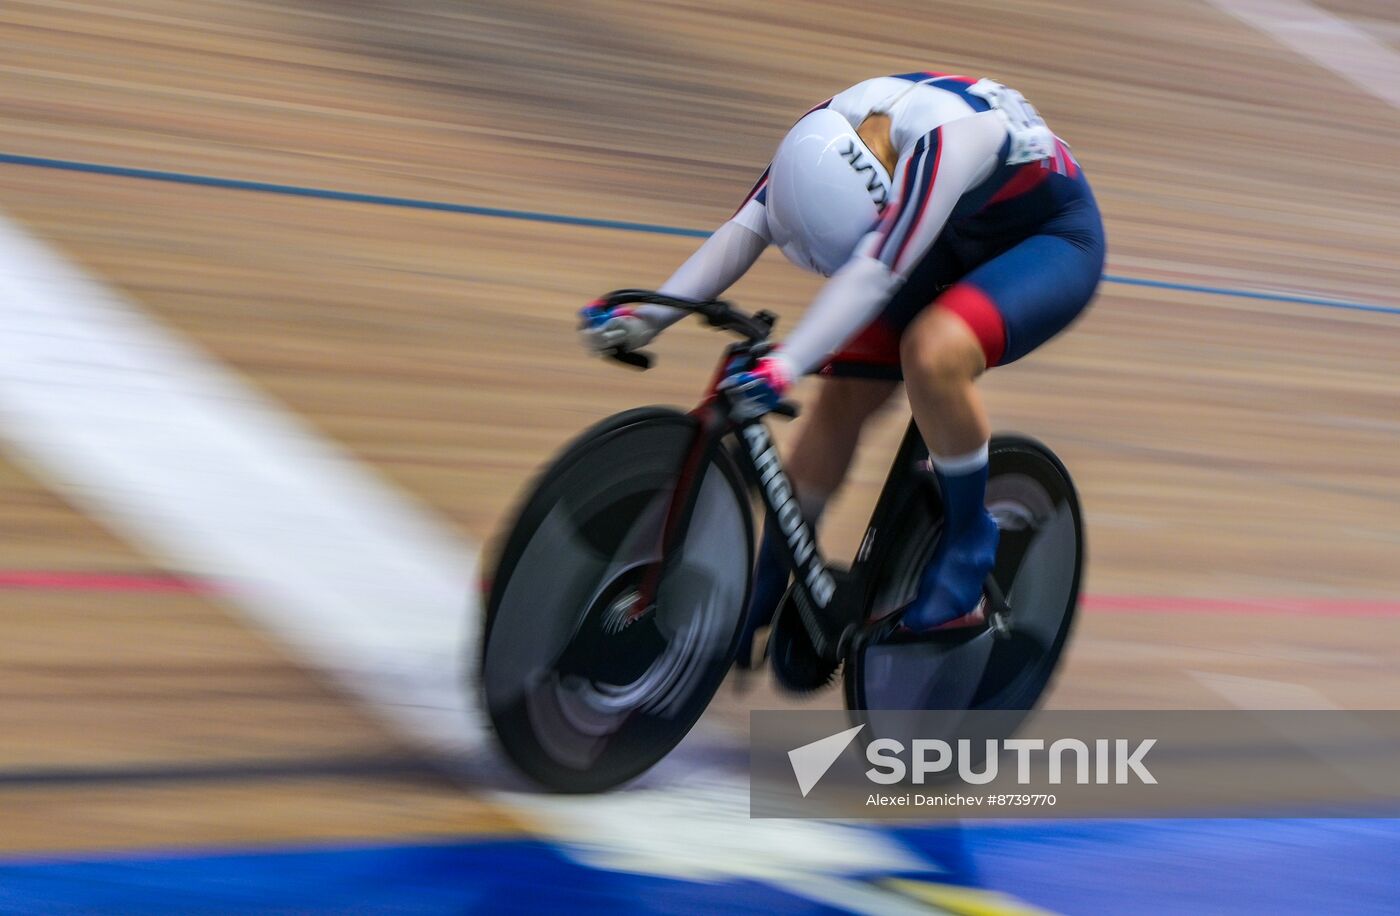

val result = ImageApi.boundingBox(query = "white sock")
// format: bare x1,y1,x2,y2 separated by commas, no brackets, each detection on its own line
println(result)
930,442,989,476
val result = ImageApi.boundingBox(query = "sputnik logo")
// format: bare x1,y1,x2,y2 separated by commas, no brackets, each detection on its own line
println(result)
788,724,864,797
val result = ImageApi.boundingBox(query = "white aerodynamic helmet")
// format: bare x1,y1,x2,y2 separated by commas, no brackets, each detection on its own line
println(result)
765,108,894,277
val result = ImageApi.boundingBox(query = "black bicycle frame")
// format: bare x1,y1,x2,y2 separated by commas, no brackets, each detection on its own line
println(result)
729,405,947,659
728,411,851,657
595,289,940,659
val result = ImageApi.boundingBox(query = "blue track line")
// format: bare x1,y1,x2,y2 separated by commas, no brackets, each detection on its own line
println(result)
1101,273,1400,316
0,153,710,239
3,151,1395,316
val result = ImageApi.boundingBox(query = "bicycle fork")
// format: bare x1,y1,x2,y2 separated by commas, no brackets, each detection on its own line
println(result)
627,402,729,624
627,395,855,659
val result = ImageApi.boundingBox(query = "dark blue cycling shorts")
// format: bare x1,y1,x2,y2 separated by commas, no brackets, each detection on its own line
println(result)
824,165,1105,376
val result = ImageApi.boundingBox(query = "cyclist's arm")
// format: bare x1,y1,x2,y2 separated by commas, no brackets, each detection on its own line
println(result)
633,170,773,329
775,112,1006,377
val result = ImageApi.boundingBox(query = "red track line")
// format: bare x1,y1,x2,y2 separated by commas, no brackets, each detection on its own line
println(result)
0,570,211,594
3,570,1399,618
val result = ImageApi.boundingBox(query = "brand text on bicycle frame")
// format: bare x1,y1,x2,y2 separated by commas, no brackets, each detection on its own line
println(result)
741,422,836,607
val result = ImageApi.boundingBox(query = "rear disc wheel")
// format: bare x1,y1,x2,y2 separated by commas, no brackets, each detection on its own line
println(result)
844,434,1084,714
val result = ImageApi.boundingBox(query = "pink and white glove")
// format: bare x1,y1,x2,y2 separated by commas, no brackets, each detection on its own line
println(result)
578,301,658,356
719,353,794,420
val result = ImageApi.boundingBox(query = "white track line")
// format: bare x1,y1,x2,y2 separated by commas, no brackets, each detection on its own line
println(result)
0,213,482,753
0,214,957,908
1207,0,1400,112
503,776,939,915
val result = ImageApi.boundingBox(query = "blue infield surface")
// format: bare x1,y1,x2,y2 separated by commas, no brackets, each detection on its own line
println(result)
3,819,1398,914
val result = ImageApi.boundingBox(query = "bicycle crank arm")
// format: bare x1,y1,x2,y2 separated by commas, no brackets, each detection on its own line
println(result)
982,575,1014,638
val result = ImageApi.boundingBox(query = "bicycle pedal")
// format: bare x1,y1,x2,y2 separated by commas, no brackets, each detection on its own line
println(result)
982,577,1013,637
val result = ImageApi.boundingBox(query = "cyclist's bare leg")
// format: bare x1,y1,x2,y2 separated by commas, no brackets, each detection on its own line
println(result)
899,308,989,456
785,376,900,508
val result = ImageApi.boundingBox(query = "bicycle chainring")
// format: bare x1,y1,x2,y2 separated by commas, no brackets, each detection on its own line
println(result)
768,587,839,693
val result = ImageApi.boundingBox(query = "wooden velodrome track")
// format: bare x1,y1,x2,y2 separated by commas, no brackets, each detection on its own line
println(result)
1,0,1399,884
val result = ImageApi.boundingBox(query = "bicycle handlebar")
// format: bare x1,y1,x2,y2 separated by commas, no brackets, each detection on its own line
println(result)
594,289,799,418
598,290,778,363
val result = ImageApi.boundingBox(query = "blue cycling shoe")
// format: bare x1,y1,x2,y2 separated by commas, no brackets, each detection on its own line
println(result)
735,521,790,668
902,506,1000,632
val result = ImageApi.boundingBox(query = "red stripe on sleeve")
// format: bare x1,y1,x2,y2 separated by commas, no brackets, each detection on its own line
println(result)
1055,138,1080,178
889,138,943,271
731,166,770,218
874,139,927,260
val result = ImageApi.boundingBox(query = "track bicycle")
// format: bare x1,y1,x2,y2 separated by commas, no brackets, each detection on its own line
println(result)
479,290,1083,792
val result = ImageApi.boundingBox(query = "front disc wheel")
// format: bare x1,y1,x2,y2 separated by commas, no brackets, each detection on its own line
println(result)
480,409,753,792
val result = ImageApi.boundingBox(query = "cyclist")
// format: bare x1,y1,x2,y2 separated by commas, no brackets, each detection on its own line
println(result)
580,72,1105,657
